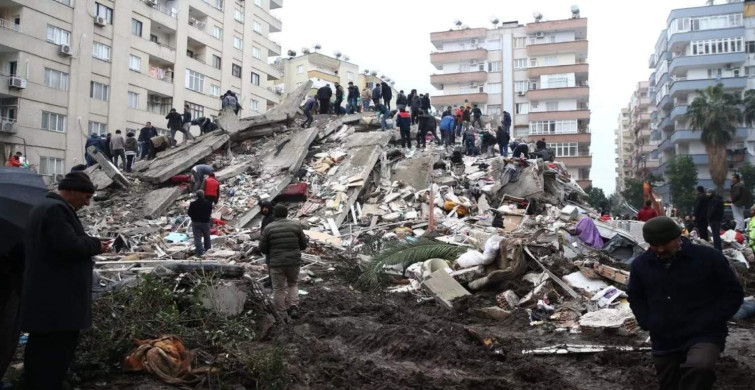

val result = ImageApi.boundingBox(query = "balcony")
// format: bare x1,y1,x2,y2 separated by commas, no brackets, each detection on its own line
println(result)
256,33,282,56
528,110,590,121
257,8,282,33
430,28,487,49
131,38,176,63
558,155,592,168
270,0,283,9
430,49,487,68
251,61,282,81
669,105,688,121
527,86,589,100
307,70,339,83
526,39,588,56
577,179,592,189
669,52,746,77
134,0,178,29
533,132,591,143
430,71,487,88
527,63,588,78
669,76,747,98
668,26,744,51
526,18,587,34
430,92,488,106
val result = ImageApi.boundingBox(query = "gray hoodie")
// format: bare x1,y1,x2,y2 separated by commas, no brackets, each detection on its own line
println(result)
110,134,125,151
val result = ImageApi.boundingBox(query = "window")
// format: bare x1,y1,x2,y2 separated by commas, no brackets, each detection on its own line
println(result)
131,19,142,37
233,36,243,49
212,55,221,69
128,91,139,108
252,46,261,59
212,26,223,40
514,58,527,69
514,81,529,92
186,102,204,119
210,84,221,97
747,41,755,54
94,3,113,24
544,56,558,66
547,142,578,157
41,111,66,132
487,83,502,93
251,72,260,86
514,37,527,49
232,64,242,77
546,101,559,111
234,9,244,23
529,58,538,67
203,0,224,9
486,104,501,115
46,25,71,45
92,42,111,61
90,81,110,101
297,65,304,74
529,120,578,135
44,68,69,91
251,99,259,112
53,0,73,6
185,70,205,93
545,75,569,89
39,157,64,176
488,61,502,72
129,55,141,71
690,37,744,55
486,40,501,50
253,21,262,33
515,103,529,115
89,121,107,136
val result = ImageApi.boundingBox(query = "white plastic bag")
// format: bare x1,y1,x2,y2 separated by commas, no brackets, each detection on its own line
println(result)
455,250,487,268
482,235,504,263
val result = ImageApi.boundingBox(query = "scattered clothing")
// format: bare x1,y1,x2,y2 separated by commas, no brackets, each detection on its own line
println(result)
575,217,604,248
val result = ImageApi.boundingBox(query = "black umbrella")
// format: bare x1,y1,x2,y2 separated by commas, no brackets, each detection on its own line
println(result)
0,167,49,257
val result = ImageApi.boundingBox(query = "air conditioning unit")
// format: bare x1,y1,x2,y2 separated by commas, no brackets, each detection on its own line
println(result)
58,44,72,56
535,32,545,39
470,38,478,45
0,120,16,134
150,95,162,103
94,16,106,27
517,91,525,96
8,76,27,89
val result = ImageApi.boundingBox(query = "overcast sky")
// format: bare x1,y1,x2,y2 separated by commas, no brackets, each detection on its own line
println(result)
275,0,708,194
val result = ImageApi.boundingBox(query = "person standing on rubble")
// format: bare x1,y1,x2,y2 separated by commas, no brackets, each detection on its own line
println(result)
628,216,743,390
462,106,472,132
102,133,113,162
410,92,422,125
637,200,659,222
381,82,392,110
360,86,372,111
502,110,512,133
84,134,103,166
396,90,408,111
439,114,455,147
442,106,453,118
421,93,431,114
124,132,138,173
707,188,724,251
454,106,464,140
333,82,344,116
110,129,126,169
165,108,183,147
179,105,196,144
221,90,241,114
203,173,220,205
188,190,213,257
497,126,510,157
317,84,332,114
396,107,412,149
693,186,710,241
302,96,317,128
259,204,308,320
371,83,381,109
471,104,483,128
138,122,158,160
21,172,107,390
191,164,214,192
347,82,359,114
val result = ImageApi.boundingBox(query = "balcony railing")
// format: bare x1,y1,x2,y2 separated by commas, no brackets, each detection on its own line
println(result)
148,66,174,83
137,0,178,18
0,18,20,32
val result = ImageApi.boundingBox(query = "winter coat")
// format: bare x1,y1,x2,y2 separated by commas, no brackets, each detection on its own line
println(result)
6,155,21,167
497,128,510,145
410,96,421,110
395,111,411,130
372,86,382,100
421,95,430,111
462,109,471,121
124,136,138,153
512,143,528,158
317,86,332,100
396,93,408,105
637,206,658,222
439,116,455,132
708,195,724,222
731,181,747,206
463,130,476,144
441,110,452,118
188,197,213,223
361,88,372,100
110,134,125,151
203,177,220,198
182,110,192,124
472,107,482,118
260,201,275,231
694,193,709,222
502,112,512,127
628,237,743,353
335,85,344,100
381,84,392,100
481,132,497,146
536,140,546,150
138,126,158,142
21,193,101,332
303,97,317,113
85,136,103,153
419,115,437,133
259,219,308,267
347,86,359,100
166,111,183,129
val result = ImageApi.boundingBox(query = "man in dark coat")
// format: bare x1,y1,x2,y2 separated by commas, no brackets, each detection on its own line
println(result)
420,93,431,113
21,172,106,390
346,82,359,114
693,186,710,240
371,83,382,108
165,108,183,147
84,134,103,166
333,82,344,116
730,173,747,231
259,205,308,320
138,122,158,160
381,82,392,110
628,217,743,390
410,93,422,125
301,96,317,128
188,190,213,257
396,90,408,110
502,111,512,132
496,126,510,157
707,188,724,251
317,84,332,114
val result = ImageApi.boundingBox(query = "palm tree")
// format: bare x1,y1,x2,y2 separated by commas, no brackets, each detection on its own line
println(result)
685,83,742,191
743,89,755,126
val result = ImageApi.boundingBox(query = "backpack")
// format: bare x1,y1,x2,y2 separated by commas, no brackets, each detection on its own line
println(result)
222,94,237,108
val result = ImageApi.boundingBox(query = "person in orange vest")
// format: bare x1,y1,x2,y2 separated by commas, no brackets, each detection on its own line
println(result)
6,151,22,167
203,173,220,205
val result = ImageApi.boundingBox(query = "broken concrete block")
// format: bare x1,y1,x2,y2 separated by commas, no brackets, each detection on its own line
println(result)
560,205,578,221
517,281,550,308
421,269,471,310
140,132,230,184
143,186,184,219
84,164,114,190
199,281,249,317
563,271,609,297
87,146,131,189
496,290,520,311
474,306,512,320
578,306,637,335
449,265,486,283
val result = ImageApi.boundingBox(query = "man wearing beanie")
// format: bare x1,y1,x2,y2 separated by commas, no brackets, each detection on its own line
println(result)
259,204,308,320
628,216,743,390
21,172,107,389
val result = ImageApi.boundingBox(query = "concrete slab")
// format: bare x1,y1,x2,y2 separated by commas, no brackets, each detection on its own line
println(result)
139,131,230,183
262,127,320,174
317,112,366,141
84,164,113,190
421,268,470,310
215,160,254,182
86,146,131,189
392,154,434,190
143,186,185,219
225,81,312,141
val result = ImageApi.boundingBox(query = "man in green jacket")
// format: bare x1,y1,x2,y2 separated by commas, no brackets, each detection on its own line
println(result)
259,205,308,319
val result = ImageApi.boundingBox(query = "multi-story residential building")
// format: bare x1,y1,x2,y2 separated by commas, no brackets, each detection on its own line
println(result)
429,11,592,188
615,108,632,193
629,81,659,179
649,0,753,199
0,0,283,179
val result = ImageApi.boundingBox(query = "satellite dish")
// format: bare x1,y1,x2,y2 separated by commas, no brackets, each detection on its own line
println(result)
334,50,342,58
286,50,296,57
385,77,391,82
370,71,378,76
301,47,310,54
273,57,282,64
533,12,543,21
363,69,370,74
453,19,462,27
390,81,395,86
490,16,500,26
343,56,349,61
313,43,321,51
571,5,580,18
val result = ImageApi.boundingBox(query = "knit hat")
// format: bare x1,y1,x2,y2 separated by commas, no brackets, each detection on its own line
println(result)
273,204,288,218
58,172,96,194
642,216,682,246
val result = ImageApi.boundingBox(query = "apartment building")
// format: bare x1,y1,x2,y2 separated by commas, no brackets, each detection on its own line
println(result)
649,0,755,199
628,81,659,179
615,108,632,193
0,0,283,178
278,51,399,108
429,11,592,188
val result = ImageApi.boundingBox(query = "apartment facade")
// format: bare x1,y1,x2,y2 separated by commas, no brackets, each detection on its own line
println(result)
648,0,755,198
615,108,632,193
0,0,283,178
429,14,592,188
628,81,659,179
